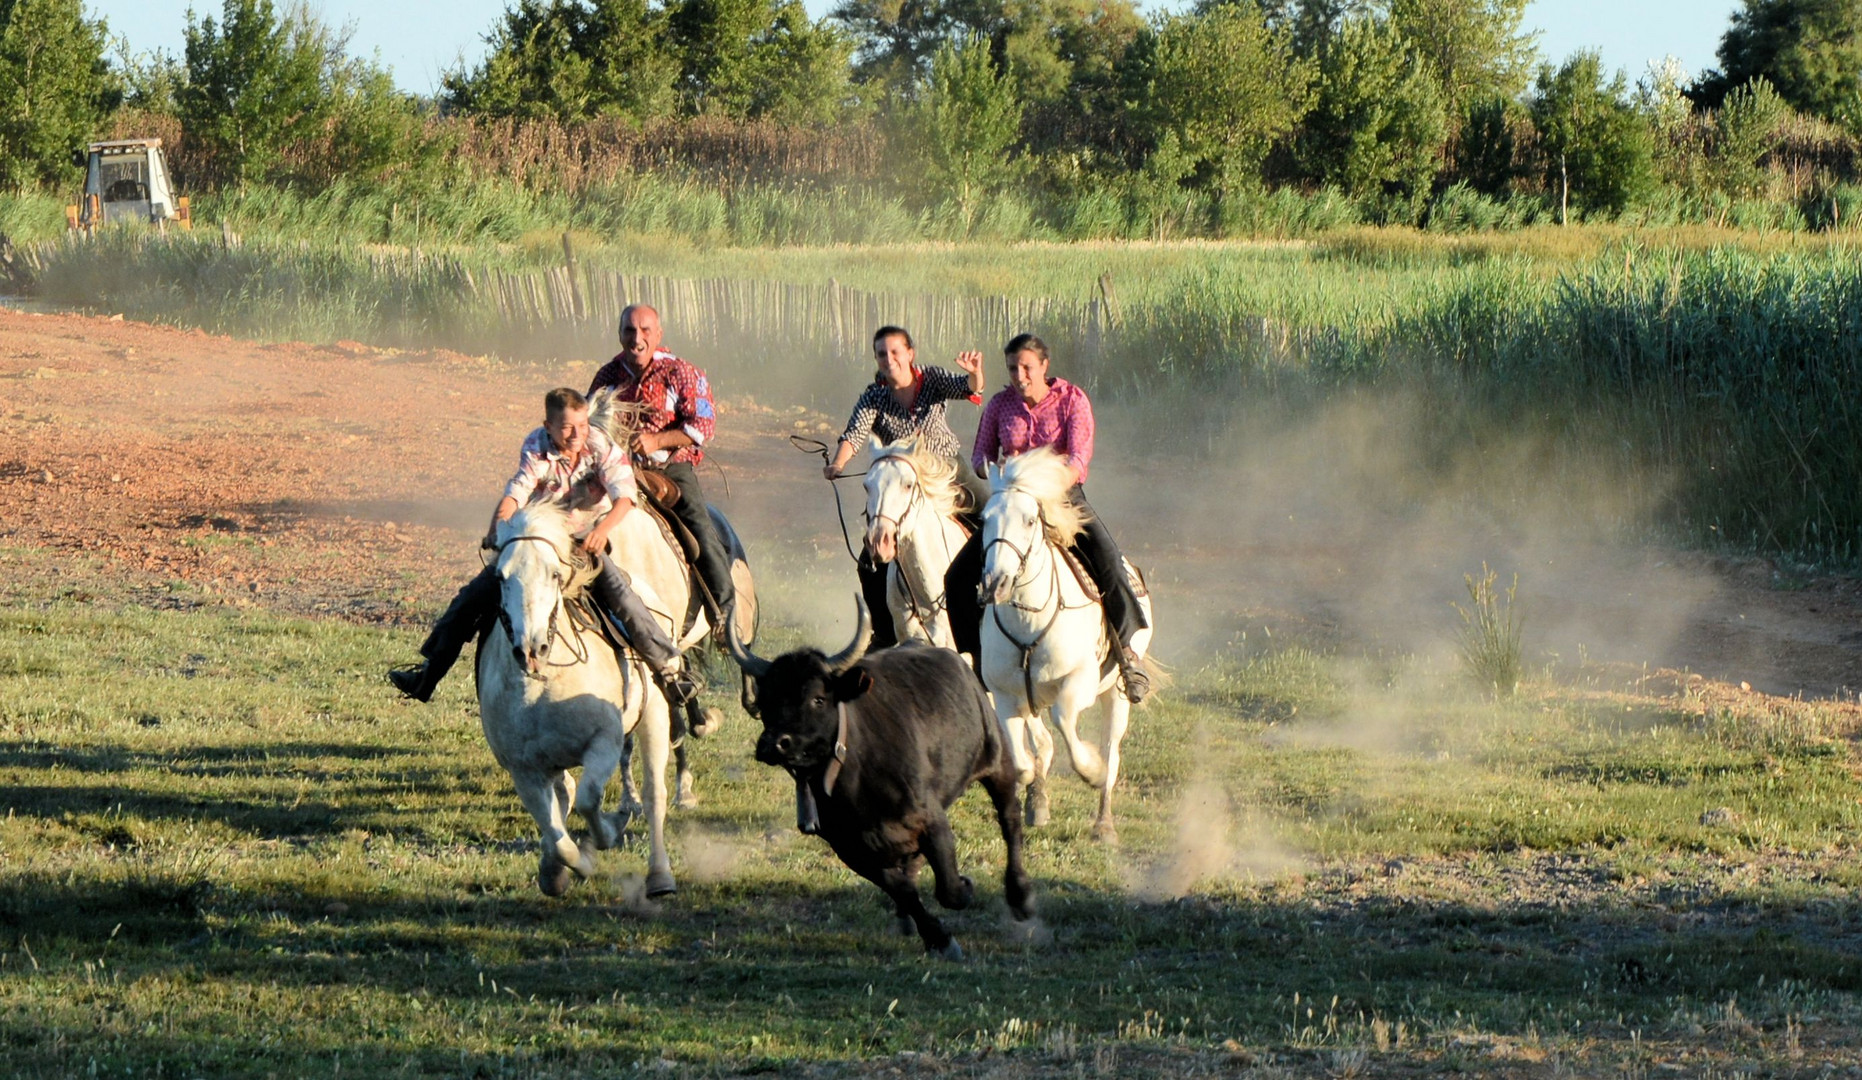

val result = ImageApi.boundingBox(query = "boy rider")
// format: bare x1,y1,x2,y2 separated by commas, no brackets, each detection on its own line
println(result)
387,387,700,706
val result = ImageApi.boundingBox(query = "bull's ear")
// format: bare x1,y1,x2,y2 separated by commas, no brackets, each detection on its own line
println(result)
830,668,874,701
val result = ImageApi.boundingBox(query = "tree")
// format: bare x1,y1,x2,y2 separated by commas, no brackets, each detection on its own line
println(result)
1693,0,1862,124
440,0,677,123
1385,0,1536,119
902,36,1023,220
1530,51,1655,221
667,0,851,121
1255,0,1373,57
1145,2,1311,193
1711,76,1789,198
1296,17,1446,201
180,0,332,186
0,0,111,187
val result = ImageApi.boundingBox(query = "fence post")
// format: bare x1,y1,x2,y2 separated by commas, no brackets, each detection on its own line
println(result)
561,232,585,321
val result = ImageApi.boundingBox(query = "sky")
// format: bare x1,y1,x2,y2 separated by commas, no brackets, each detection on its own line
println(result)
93,0,1741,99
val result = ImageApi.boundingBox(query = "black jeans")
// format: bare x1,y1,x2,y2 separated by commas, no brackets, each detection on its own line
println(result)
658,461,735,614
944,484,1144,660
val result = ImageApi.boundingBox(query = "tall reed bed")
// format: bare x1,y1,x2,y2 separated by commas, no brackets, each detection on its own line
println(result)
22,232,1862,564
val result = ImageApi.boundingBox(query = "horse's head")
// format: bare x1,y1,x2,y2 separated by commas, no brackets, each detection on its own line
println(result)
863,446,920,565
495,506,575,679
980,468,1043,606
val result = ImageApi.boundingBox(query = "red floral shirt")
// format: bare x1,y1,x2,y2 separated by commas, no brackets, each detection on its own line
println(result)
587,349,716,466
972,377,1095,482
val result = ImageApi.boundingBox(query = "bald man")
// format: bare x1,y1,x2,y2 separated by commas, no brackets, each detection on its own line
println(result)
587,304,734,621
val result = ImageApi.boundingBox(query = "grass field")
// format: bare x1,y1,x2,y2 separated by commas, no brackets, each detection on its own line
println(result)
5,550,1861,1077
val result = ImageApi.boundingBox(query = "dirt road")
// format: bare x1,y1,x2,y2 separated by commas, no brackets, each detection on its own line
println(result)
1,307,1857,702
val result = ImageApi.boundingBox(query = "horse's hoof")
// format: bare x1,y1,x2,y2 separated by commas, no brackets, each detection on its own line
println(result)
933,939,965,962
675,789,700,810
574,839,600,875
690,707,724,739
538,859,575,897
1091,820,1118,846
1025,791,1050,828
644,869,677,899
895,915,916,938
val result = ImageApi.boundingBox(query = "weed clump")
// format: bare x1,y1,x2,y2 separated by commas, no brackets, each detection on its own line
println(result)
1453,563,1522,696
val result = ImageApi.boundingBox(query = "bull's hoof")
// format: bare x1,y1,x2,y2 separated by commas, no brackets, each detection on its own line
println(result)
644,868,677,899
932,939,965,962
1025,789,1050,828
1091,819,1119,846
895,915,916,938
538,857,576,897
690,706,725,739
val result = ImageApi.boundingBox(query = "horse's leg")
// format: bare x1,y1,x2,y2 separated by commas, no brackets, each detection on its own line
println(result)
515,769,589,897
993,694,1035,787
1092,693,1131,846
638,686,677,898
672,728,699,809
1025,715,1055,827
572,736,627,852
1052,674,1107,788
616,732,644,818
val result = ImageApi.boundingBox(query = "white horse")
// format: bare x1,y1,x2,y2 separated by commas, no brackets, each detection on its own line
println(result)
979,449,1154,844
478,501,677,897
864,440,972,649
592,390,760,811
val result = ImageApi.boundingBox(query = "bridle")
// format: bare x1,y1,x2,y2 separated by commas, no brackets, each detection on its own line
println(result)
982,495,1094,710
866,455,956,632
490,532,593,677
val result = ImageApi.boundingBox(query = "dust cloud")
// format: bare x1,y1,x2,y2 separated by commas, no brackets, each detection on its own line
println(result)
1131,773,1307,902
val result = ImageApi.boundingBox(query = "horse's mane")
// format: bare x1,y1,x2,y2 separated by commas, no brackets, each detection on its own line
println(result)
995,448,1086,546
590,387,650,447
871,439,970,518
498,499,575,557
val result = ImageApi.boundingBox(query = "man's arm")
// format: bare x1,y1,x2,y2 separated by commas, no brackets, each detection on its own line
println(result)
582,496,634,554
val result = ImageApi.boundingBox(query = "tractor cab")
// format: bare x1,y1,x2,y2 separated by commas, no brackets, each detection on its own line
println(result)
66,139,190,232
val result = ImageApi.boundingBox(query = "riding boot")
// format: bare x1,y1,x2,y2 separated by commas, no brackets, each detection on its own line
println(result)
663,462,735,622
388,564,500,702
858,546,900,650
590,556,700,707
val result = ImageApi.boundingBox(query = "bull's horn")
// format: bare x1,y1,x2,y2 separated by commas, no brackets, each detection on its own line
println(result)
725,607,772,679
823,595,872,676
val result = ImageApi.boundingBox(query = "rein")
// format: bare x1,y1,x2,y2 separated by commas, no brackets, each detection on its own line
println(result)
790,436,865,562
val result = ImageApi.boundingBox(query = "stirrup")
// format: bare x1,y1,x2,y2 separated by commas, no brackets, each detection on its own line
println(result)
1117,651,1150,705
656,669,700,708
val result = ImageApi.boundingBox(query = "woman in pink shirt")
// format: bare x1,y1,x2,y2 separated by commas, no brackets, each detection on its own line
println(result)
946,334,1151,703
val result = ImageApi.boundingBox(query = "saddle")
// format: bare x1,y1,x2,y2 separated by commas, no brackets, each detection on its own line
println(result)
636,469,680,509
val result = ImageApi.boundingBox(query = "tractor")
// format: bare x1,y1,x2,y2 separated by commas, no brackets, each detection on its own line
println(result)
65,139,190,233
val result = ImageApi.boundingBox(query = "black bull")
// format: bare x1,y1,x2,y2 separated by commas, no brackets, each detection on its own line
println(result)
728,599,1037,958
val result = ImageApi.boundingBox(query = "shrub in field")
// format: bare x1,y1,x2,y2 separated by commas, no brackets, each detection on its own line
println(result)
1453,564,1522,696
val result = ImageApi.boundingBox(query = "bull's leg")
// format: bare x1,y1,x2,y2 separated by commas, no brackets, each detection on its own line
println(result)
1025,717,1055,827
515,769,591,897
573,737,627,851
637,687,677,899
1093,694,1131,846
868,864,959,959
921,811,975,912
981,764,1037,923
894,855,926,936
